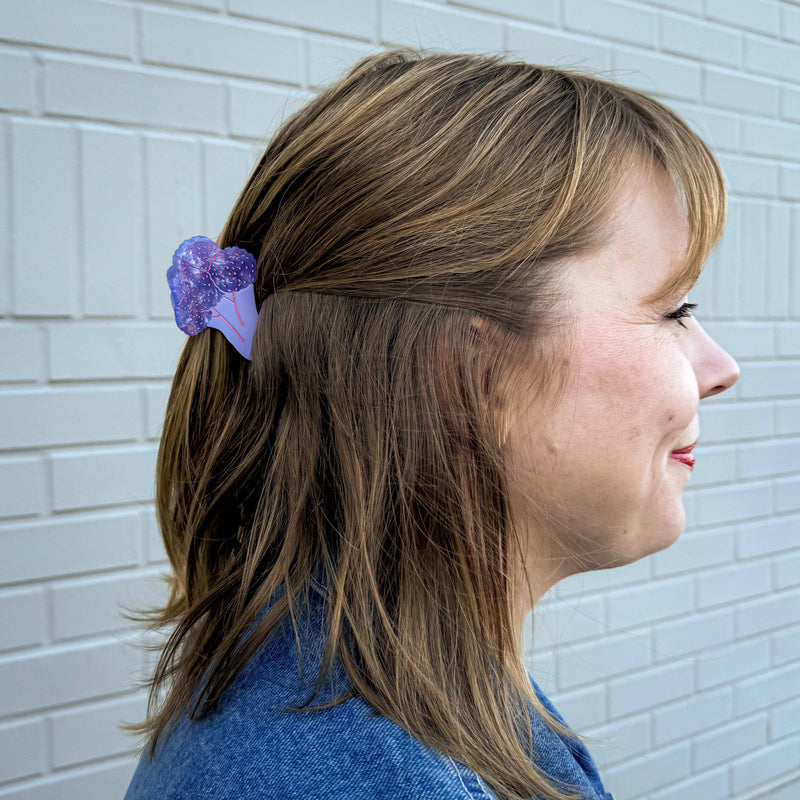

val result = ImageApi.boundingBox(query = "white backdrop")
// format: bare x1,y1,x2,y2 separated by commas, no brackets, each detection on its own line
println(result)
1,1,799,798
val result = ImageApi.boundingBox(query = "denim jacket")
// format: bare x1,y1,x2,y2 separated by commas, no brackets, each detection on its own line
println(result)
124,579,613,799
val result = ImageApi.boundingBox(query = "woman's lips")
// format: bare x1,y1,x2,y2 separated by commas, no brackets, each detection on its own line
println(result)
669,442,696,470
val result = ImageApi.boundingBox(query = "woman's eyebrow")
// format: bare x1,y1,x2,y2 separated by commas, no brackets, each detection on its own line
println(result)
641,267,697,308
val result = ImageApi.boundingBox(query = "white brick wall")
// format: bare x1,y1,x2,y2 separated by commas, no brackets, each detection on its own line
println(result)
0,1,798,799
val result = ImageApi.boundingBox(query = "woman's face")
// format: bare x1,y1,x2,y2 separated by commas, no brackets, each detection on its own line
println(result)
506,161,740,618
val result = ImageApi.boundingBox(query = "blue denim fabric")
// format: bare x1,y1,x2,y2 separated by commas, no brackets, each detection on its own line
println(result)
124,578,613,799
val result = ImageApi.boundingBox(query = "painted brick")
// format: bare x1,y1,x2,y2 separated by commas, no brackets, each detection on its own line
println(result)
0,387,139,449
49,692,147,768
736,361,800,399
696,636,770,690
0,718,45,783
307,38,378,91
742,118,800,160
381,0,504,53
701,321,773,360
705,0,781,38
613,46,701,101
532,594,605,650
777,323,800,357
648,767,729,800
0,0,134,58
506,20,611,69
0,48,36,113
785,4,800,43
737,514,800,558
704,65,780,119
771,694,800,738
693,481,771,527
731,737,800,795
784,85,800,122
82,127,144,319
661,13,741,68
653,526,733,578
43,55,226,135
231,0,378,40
141,6,302,84
143,384,169,441
143,512,168,564
737,590,800,637
0,759,135,800
774,475,800,513
229,81,312,141
11,119,79,317
50,444,157,512
775,551,800,590
793,206,800,317
718,154,779,196
605,575,694,631
688,442,736,486
51,570,166,640
586,714,650,766
1,4,798,800
0,638,140,717
646,0,701,14
736,437,800,480
203,139,261,235
653,686,732,746
556,557,650,599
735,660,800,714
745,34,800,82
557,630,653,690
0,119,8,318
765,202,793,318
540,683,605,731
48,323,185,380
0,586,46,652
665,100,737,159
564,0,656,48
709,198,742,319
603,739,691,796
694,714,767,771
608,660,693,717
143,133,202,318
0,456,47,519
654,607,734,660
0,513,140,586
697,560,771,609
697,400,773,444
0,324,45,382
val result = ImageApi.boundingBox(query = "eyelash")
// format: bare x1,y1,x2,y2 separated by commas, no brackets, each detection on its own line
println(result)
665,302,698,329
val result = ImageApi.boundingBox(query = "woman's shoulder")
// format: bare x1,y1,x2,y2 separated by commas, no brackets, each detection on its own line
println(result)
123,675,497,800
124,588,498,800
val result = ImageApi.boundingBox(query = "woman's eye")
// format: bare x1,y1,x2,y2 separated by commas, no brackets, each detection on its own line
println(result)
665,302,698,329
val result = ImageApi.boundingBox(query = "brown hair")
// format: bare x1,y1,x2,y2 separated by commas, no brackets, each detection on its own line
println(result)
121,47,726,800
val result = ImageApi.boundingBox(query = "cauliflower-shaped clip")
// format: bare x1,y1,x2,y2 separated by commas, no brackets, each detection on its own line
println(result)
167,235,259,360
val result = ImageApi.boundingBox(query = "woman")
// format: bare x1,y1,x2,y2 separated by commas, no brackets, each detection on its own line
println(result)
122,48,739,800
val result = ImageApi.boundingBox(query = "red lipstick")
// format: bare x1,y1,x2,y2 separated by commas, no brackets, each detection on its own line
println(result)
669,442,696,470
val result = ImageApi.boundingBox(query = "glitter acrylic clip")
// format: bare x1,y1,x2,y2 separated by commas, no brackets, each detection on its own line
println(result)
167,235,259,360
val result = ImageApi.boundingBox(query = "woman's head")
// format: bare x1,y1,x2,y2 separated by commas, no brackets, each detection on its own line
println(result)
125,48,734,800
503,154,739,629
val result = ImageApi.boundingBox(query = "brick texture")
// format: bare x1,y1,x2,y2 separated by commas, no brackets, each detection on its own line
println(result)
0,1,798,799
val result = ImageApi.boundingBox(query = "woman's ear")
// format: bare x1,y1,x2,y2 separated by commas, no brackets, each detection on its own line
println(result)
469,315,513,449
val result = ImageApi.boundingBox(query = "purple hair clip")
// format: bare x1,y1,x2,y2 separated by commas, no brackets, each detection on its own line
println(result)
167,235,259,360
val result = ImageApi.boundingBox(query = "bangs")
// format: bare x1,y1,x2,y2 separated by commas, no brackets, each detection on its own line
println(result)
626,101,728,309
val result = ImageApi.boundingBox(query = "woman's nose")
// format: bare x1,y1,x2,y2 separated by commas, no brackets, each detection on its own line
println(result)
694,326,740,400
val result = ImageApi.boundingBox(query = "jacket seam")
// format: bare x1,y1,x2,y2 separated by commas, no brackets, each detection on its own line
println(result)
446,756,497,799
